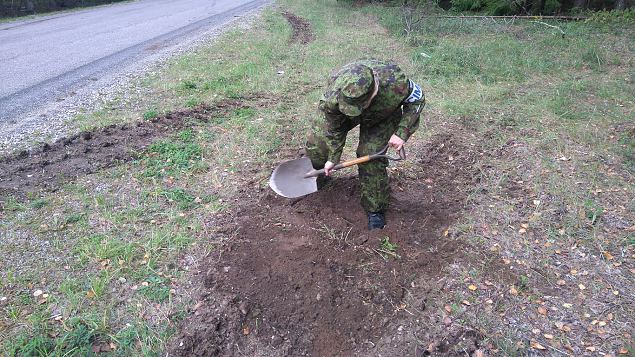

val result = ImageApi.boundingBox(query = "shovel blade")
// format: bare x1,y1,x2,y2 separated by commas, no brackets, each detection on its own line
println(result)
269,157,318,198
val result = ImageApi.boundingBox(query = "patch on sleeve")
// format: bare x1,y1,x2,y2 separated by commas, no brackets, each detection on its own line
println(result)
405,80,424,103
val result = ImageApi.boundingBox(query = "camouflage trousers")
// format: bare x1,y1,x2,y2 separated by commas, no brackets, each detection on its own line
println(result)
305,114,400,213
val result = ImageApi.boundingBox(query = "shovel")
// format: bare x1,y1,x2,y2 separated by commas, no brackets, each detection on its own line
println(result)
269,144,406,198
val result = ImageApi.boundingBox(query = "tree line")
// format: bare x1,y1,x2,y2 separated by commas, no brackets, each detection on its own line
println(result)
1,0,127,18
342,0,633,15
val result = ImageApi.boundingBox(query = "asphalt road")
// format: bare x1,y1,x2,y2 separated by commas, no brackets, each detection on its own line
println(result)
0,0,269,124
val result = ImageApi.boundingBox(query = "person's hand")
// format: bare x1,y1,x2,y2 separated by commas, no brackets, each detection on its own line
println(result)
324,161,335,176
388,134,405,151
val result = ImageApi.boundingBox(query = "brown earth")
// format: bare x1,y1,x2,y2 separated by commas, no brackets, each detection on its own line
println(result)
282,11,315,44
168,132,517,356
0,100,246,201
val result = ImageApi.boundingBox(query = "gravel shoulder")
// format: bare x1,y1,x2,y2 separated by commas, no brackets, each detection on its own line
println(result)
0,3,269,157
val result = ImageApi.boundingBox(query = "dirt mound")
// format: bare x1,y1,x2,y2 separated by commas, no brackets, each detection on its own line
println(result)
0,101,243,200
282,11,315,44
169,132,495,356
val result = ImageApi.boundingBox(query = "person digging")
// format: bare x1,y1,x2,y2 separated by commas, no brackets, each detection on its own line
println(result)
305,59,425,230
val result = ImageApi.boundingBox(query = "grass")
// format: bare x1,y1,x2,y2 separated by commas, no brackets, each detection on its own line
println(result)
1,0,634,355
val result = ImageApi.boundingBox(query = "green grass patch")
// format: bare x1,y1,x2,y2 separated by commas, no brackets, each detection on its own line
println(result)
143,109,159,120
138,275,171,303
139,130,204,178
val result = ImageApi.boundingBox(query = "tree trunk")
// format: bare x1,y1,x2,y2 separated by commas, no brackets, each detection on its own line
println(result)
573,0,586,9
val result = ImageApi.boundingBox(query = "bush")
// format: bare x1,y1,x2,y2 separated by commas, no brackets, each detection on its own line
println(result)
586,8,635,23
1,0,128,18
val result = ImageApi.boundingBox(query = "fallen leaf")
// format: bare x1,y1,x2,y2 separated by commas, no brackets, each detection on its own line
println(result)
33,289,43,297
579,284,586,290
557,279,566,285
598,321,607,327
586,346,596,352
243,326,250,335
462,300,471,306
443,316,452,326
619,347,629,354
444,305,452,313
519,228,526,234
86,290,96,299
530,341,546,350
544,334,554,340
532,328,541,334
521,223,529,229
443,229,449,237
468,284,477,291
538,306,548,315
603,251,614,260
510,286,518,296
562,303,573,309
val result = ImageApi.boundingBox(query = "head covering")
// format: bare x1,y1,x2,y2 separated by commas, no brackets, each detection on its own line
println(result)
335,64,375,117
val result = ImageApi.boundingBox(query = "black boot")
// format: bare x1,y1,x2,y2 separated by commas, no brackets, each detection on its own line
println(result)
368,212,385,230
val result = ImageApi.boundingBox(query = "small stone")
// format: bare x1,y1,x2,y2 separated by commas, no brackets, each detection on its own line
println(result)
33,289,43,297
239,302,248,315
223,266,231,273
271,335,283,347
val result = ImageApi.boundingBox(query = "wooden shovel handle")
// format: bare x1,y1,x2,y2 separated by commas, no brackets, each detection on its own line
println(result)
303,145,406,178
304,155,371,178
332,155,372,170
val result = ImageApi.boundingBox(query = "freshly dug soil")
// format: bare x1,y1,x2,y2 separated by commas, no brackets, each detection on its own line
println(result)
282,11,315,44
169,133,504,356
0,101,243,200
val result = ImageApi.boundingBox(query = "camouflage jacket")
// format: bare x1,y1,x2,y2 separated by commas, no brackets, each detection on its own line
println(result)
319,59,425,163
